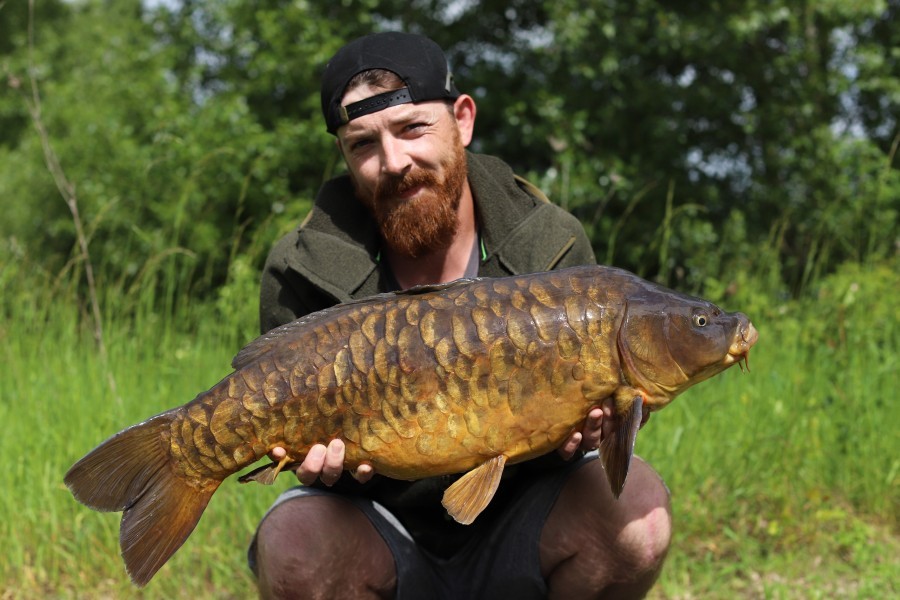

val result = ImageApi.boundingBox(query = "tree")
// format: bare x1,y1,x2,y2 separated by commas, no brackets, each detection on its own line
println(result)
1,0,896,309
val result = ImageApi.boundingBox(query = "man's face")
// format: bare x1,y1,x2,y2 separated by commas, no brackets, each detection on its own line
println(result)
337,85,472,258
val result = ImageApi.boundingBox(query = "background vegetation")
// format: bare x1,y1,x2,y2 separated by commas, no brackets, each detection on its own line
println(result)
1,0,897,597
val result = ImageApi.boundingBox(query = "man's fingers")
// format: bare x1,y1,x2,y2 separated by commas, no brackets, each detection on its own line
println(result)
295,440,347,486
557,431,582,461
581,407,604,451
320,439,345,486
296,444,327,485
556,404,606,460
352,463,375,484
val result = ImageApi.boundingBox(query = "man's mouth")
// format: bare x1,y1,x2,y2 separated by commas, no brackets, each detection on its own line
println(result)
396,183,424,200
376,168,438,204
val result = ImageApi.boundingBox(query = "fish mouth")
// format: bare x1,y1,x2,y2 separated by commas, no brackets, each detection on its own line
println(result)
726,321,759,372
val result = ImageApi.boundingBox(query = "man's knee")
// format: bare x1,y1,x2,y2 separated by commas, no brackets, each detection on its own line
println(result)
614,457,672,577
254,498,335,598
541,457,672,597
253,495,397,600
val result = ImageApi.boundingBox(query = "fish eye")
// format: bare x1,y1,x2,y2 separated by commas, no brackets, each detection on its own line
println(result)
693,314,709,327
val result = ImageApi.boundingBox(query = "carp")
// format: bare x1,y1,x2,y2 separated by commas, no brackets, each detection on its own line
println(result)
65,265,758,586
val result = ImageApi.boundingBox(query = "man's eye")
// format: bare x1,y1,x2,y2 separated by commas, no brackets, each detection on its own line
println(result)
351,139,372,151
406,122,426,132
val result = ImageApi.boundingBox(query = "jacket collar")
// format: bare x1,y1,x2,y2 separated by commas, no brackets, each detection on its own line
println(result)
283,175,379,302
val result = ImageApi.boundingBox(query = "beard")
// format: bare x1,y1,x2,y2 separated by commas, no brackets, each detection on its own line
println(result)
353,134,468,258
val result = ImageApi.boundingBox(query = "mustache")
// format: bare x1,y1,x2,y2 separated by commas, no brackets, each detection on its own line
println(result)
374,168,439,203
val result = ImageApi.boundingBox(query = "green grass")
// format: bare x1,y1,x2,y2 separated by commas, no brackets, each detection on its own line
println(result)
1,261,897,598
639,260,900,598
0,276,291,598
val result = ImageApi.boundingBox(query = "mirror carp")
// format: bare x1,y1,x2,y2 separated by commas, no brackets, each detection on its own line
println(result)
65,265,758,585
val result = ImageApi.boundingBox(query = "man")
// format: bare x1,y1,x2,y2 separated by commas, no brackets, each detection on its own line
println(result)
250,32,671,599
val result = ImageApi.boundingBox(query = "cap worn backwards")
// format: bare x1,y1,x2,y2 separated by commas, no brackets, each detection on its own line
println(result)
320,32,461,135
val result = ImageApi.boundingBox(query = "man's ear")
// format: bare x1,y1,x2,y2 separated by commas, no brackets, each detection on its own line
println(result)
453,95,477,147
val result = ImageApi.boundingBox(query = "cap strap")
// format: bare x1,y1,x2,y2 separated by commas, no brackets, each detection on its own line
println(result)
339,88,413,125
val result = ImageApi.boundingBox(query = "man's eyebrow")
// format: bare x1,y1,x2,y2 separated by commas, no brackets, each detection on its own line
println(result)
390,106,436,124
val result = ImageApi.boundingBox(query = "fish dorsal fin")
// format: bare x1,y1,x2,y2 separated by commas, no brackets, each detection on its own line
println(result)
442,454,507,525
232,294,400,370
599,392,644,499
233,278,482,370
394,276,482,296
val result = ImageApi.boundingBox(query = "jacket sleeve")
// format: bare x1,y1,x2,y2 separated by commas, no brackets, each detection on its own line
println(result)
259,232,316,334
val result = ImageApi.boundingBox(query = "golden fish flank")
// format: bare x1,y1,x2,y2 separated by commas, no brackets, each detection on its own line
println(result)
64,265,758,586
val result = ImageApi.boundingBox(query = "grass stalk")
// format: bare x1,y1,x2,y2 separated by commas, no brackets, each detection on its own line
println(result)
24,0,118,403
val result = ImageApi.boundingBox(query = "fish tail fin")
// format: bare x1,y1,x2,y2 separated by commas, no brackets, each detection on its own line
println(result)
599,394,644,499
64,413,220,586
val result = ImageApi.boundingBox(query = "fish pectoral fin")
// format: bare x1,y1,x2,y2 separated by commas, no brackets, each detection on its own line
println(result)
442,455,508,525
599,393,644,499
238,455,299,486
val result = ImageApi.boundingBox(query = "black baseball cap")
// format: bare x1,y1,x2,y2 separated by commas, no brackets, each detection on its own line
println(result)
320,32,461,135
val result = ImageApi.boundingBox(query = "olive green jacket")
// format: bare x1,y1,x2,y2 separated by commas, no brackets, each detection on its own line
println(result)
259,152,595,334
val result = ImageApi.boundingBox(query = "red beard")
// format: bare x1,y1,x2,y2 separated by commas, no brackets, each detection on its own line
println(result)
355,138,468,258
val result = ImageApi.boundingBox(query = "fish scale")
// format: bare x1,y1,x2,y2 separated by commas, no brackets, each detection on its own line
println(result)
65,265,758,586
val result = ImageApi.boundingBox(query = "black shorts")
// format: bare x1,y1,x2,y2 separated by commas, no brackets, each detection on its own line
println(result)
248,453,598,600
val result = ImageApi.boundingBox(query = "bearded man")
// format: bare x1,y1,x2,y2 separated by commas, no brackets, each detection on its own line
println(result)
251,32,672,599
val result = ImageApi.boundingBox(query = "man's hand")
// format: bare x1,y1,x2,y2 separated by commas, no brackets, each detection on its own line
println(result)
557,401,653,461
557,406,604,461
268,441,374,486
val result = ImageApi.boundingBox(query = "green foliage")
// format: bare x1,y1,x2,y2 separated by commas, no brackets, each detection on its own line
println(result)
418,0,899,294
0,0,331,308
2,0,898,310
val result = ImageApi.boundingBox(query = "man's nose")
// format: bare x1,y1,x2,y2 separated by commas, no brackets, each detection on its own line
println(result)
380,137,412,177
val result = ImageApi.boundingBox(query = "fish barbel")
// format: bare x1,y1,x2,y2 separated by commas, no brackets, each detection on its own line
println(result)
65,265,758,585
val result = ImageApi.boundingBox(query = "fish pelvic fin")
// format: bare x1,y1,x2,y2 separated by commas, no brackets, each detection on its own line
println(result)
442,454,508,525
238,455,301,485
64,413,220,587
599,392,644,499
